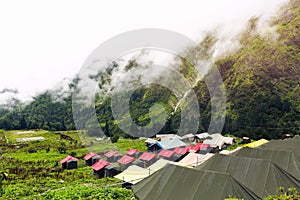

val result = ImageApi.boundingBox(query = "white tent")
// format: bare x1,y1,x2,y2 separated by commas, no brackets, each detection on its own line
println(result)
179,152,214,167
114,165,152,184
203,133,234,149
195,132,211,140
157,138,187,149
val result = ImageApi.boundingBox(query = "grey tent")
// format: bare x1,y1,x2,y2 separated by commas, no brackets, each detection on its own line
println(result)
233,148,300,180
133,164,259,200
195,154,300,198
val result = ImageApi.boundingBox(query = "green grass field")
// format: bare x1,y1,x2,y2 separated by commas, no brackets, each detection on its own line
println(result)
0,130,145,199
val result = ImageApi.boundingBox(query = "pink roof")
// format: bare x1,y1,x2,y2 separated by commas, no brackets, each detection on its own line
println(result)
189,143,210,152
126,148,139,155
174,147,188,155
186,145,194,151
117,155,136,165
104,150,119,158
195,143,210,149
158,149,174,158
139,152,157,161
92,159,110,171
84,152,97,160
60,155,78,164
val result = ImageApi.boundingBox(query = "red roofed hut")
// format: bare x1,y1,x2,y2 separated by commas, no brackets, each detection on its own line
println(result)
104,150,119,162
139,152,157,167
117,155,136,171
188,143,211,154
126,148,142,158
60,155,78,170
158,149,177,161
84,152,98,166
174,147,188,155
105,164,120,178
92,159,110,178
173,147,189,161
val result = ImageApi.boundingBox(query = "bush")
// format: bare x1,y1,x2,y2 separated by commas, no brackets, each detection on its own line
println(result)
28,149,37,153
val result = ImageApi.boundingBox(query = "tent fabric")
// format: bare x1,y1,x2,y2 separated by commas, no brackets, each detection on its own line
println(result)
139,152,157,161
60,155,78,164
219,147,242,155
179,152,214,167
233,148,300,180
259,139,300,160
187,143,210,152
146,159,188,172
243,139,269,148
260,139,300,151
126,148,138,155
195,154,300,198
117,155,136,165
114,165,152,184
156,134,176,141
132,160,145,168
133,164,260,200
115,159,188,184
292,135,300,140
92,159,110,171
145,138,157,144
203,133,233,148
195,132,211,140
158,149,174,158
181,133,194,139
156,138,187,150
84,152,97,160
104,150,119,158
181,133,195,142
173,147,188,155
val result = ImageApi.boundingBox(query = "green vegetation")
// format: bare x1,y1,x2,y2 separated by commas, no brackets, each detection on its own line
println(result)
0,130,146,199
0,1,299,198
1,1,299,141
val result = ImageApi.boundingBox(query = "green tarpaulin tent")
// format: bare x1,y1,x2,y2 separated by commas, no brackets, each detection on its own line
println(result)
233,148,300,180
195,154,300,198
133,164,259,200
259,139,300,159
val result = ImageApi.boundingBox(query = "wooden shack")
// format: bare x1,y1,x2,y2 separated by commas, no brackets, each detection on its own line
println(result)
84,152,97,166
60,155,78,170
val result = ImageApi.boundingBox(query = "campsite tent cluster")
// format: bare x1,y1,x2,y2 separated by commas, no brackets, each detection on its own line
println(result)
60,133,226,178
133,136,300,200
59,134,300,199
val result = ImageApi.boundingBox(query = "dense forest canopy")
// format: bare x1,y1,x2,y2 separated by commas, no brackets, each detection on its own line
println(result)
0,0,299,140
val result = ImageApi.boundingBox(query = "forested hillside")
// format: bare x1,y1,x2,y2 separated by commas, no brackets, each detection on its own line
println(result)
0,0,299,139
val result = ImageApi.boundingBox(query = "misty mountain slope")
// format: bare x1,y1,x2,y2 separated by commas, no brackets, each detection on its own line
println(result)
0,0,299,140
195,0,300,139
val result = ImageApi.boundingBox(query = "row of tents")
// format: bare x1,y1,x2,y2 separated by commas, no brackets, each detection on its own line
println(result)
146,133,234,152
60,141,215,177
132,136,300,199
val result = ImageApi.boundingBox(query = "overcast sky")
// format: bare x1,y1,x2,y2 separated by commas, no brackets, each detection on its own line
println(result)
0,0,288,102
